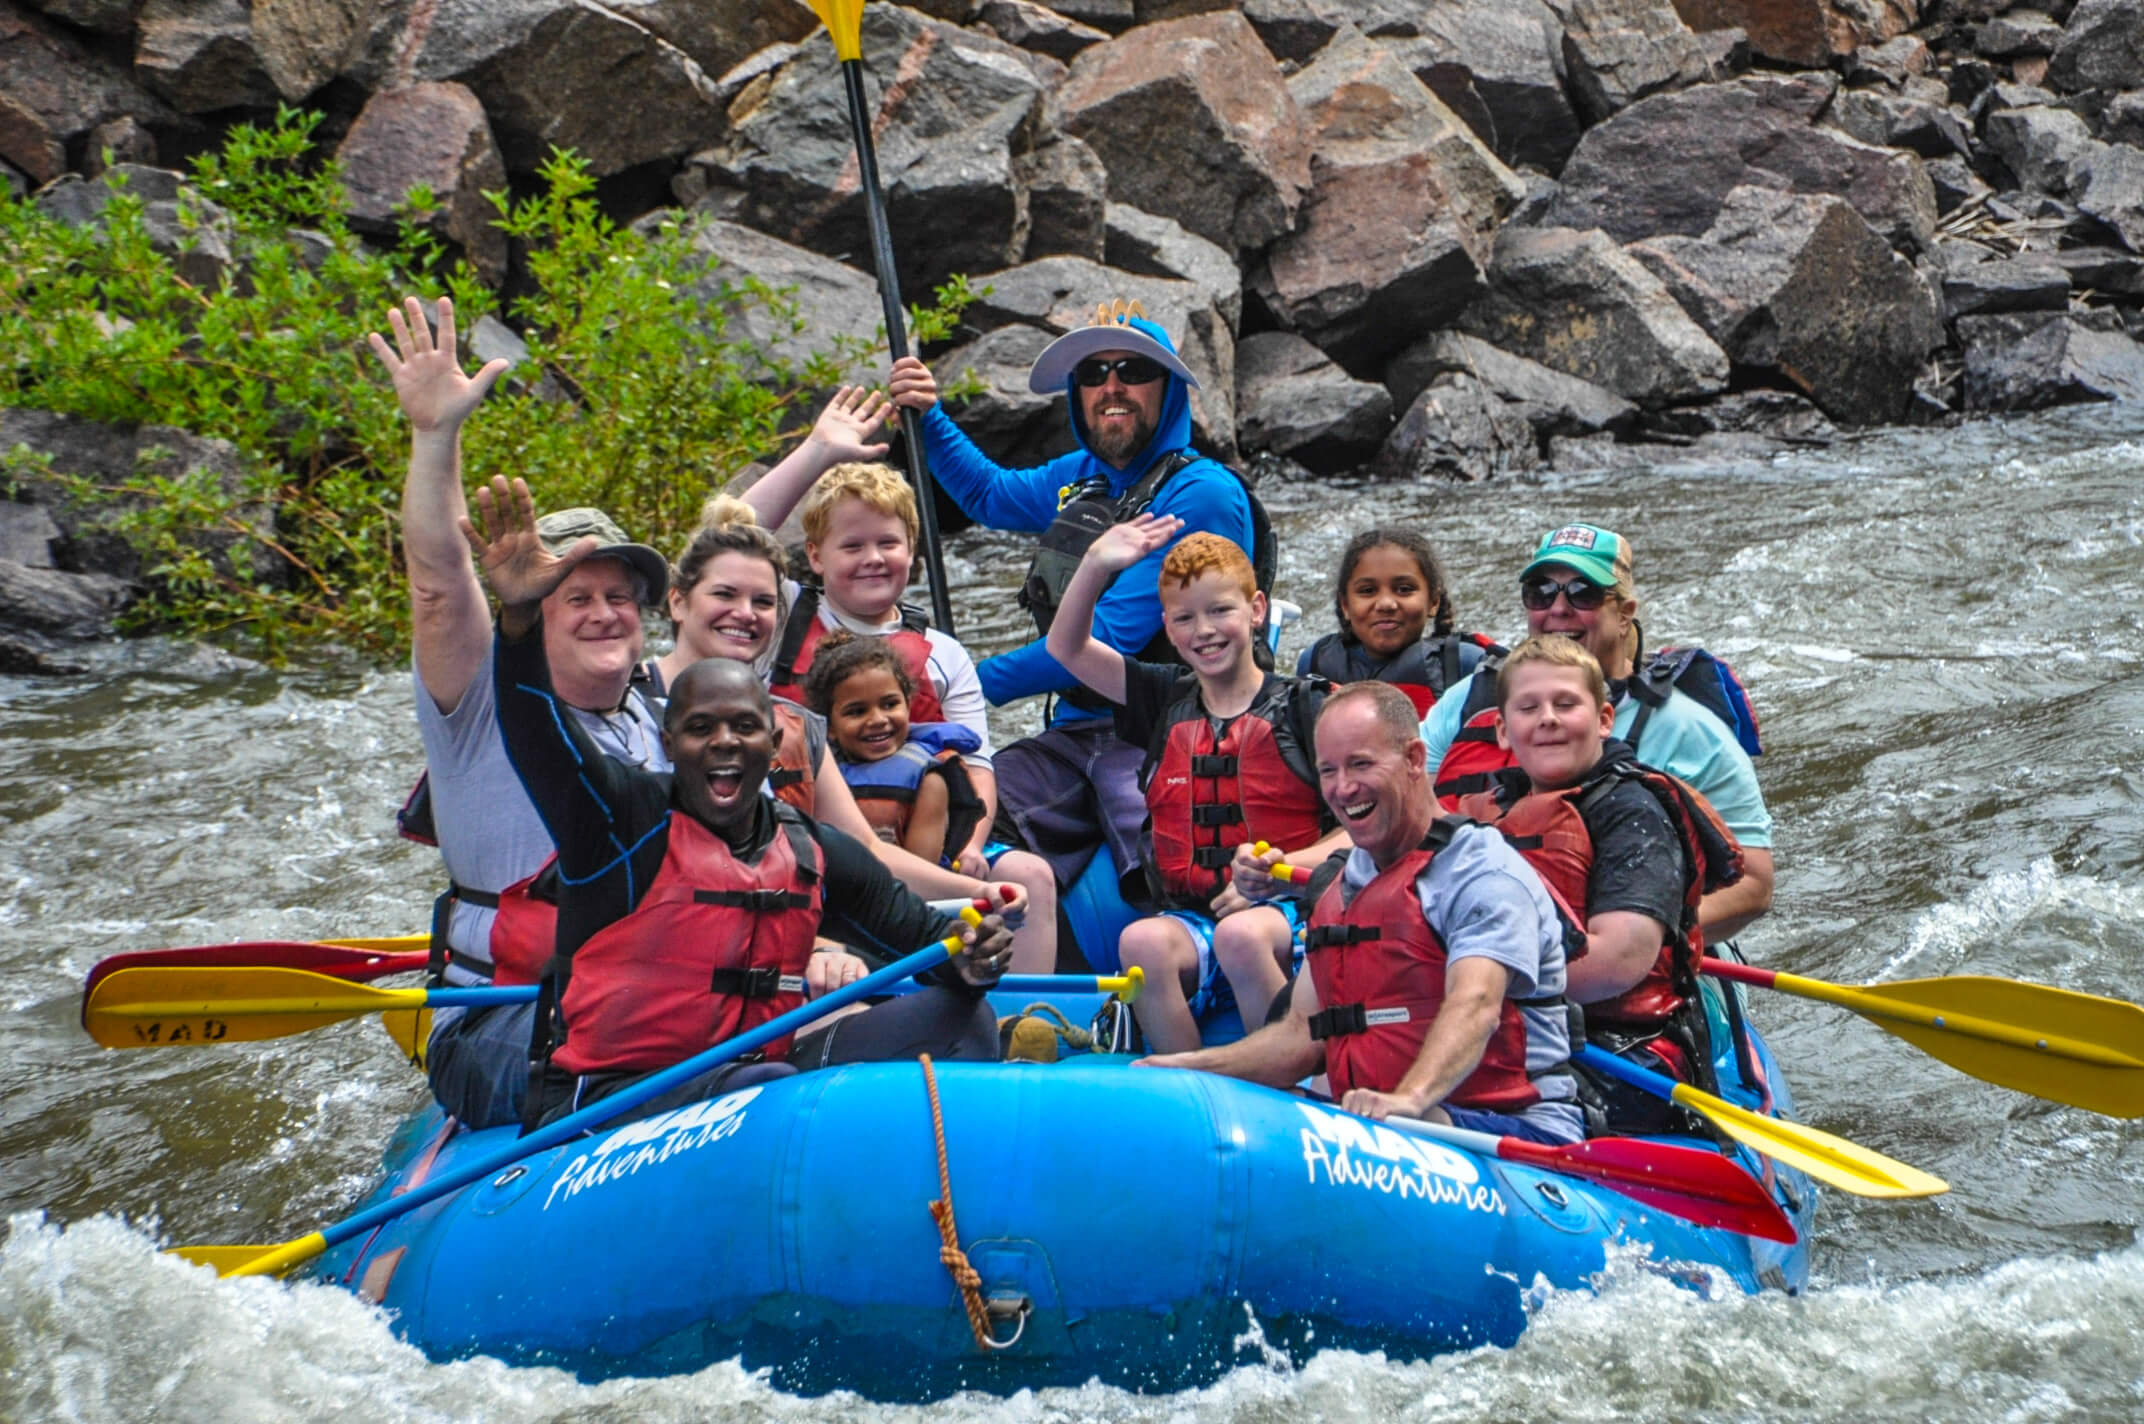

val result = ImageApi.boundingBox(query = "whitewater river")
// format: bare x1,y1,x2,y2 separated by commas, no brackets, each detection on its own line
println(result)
4,403,2141,1420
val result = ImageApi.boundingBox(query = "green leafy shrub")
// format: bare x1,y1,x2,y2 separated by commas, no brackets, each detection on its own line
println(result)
0,109,978,661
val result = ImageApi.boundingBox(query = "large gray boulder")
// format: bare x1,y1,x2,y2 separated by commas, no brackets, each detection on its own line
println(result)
19,0,138,34
2047,0,2144,95
1459,226,1730,407
35,163,233,290
335,83,509,285
0,407,280,588
0,3,179,185
1975,11,2063,59
932,323,1069,468
1103,203,1243,331
1373,373,1543,481
0,558,133,639
135,0,366,109
1560,0,1712,125
1544,74,1938,254
1016,132,1109,262
1959,311,2144,409
1980,104,2096,196
1668,0,1919,69
1233,332,1393,473
599,0,819,87
2069,142,2144,255
978,0,1110,60
342,0,719,178
1385,331,1639,437
1625,186,1942,424
958,255,1238,454
705,7,1043,294
1051,10,1311,254
1252,28,1518,368
1828,84,1971,158
1939,253,2071,317
652,214,888,387
1381,0,1581,174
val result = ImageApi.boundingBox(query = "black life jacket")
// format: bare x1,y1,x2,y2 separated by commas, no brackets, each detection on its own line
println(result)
1627,644,1763,757
1021,450,1277,714
1305,630,1504,719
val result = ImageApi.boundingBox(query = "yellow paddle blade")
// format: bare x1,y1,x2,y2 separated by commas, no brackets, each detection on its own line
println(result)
381,1007,433,1069
320,935,428,953
1669,1083,1949,1200
805,0,865,59
84,966,422,1049
168,1233,329,1279
1825,974,2144,1119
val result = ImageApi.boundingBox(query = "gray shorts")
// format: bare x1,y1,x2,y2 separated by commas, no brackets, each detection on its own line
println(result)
990,719,1149,887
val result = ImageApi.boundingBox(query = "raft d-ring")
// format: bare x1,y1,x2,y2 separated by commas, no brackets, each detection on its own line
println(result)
1535,1180,1569,1210
981,1295,1032,1351
491,1166,527,1189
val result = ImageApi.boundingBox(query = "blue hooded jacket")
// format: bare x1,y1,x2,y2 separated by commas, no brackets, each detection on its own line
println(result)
918,316,1256,721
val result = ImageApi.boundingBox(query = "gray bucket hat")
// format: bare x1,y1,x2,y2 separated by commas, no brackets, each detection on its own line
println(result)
1026,302,1200,395
536,507,669,606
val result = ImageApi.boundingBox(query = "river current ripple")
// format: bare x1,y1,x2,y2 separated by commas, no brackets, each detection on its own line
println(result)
4,405,2141,1421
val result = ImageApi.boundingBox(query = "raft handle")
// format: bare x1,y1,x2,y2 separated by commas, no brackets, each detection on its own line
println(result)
982,1293,1032,1351
1535,1181,1569,1210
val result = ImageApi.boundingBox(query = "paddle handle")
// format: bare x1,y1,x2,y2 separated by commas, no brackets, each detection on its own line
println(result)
1571,1044,1674,1101
226,929,969,1276
1251,842,1306,883
838,56,955,635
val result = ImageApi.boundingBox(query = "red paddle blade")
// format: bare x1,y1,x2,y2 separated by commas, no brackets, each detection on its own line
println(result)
1504,1135,1799,1244
81,942,428,1006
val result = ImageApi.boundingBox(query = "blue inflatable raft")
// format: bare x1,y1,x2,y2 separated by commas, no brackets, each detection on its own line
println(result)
315,986,1812,1399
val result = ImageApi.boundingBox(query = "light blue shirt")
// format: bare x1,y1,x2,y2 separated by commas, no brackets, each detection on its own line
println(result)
1418,672,1773,849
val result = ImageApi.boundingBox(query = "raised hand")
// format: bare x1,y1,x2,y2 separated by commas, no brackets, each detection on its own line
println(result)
1085,513,1184,576
457,476,594,610
804,386,893,464
886,355,940,412
367,296,509,434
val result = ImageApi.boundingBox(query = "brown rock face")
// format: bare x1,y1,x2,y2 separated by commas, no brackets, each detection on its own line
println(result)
1052,9,1310,253
1253,27,1520,369
1387,0,1581,174
1628,186,1942,424
1545,74,1937,253
134,0,279,114
597,0,819,87
0,2,176,184
707,6,1045,295
1669,0,1918,68
1561,0,1712,124
336,82,510,285
343,0,720,178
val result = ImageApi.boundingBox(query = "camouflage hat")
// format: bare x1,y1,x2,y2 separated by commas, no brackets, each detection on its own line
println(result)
535,507,669,606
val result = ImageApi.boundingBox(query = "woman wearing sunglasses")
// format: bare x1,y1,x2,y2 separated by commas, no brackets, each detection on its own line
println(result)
1416,523,1775,942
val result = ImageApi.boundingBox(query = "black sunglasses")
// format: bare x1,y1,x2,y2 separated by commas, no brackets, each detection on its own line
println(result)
1073,355,1167,388
1520,574,1610,612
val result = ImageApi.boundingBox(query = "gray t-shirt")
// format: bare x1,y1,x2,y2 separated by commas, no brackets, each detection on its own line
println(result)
1335,821,1583,1140
414,638,666,977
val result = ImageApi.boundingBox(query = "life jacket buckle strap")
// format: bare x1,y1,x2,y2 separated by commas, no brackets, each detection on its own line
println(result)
1303,924,1381,950
1307,1002,1368,1041
1191,845,1236,868
693,888,813,912
1190,803,1245,826
1188,754,1238,777
709,966,804,999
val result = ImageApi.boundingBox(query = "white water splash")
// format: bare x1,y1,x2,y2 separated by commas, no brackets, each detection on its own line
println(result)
5,1214,2140,1423
1883,858,2144,979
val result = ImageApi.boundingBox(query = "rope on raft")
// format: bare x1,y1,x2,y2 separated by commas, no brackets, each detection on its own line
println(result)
920,1053,1021,1351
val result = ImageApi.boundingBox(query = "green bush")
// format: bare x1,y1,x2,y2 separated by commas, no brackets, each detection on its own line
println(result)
0,109,976,661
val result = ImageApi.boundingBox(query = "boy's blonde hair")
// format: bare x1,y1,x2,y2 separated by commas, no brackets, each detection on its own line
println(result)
1496,635,1609,709
1159,532,1256,601
800,462,918,547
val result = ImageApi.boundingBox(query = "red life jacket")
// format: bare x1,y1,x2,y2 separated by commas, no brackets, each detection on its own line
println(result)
1430,668,1511,808
443,868,557,986
767,699,818,815
1302,820,1554,1110
552,807,823,1076
767,586,946,724
1305,630,1503,721
1457,757,1744,1032
1142,675,1328,908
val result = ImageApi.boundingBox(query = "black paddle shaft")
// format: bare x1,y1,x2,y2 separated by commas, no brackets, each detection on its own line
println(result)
839,57,957,635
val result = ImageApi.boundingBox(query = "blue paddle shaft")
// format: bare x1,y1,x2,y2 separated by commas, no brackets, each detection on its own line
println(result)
313,933,965,1254
1572,1044,1674,1099
426,986,537,1009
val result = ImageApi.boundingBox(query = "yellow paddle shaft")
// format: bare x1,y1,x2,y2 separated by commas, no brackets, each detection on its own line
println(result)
1773,970,2144,1069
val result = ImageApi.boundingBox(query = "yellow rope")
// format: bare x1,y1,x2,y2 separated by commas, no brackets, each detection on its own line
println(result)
920,1054,994,1351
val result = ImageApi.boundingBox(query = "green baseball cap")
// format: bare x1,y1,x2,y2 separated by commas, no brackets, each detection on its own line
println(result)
1520,523,1632,593
536,506,669,606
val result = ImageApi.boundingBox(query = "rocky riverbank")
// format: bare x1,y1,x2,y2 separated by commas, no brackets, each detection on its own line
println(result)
6,0,2144,665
